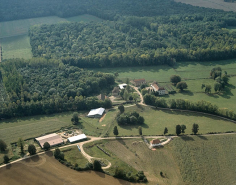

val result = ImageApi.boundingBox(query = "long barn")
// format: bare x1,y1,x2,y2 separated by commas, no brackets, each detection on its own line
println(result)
35,133,63,148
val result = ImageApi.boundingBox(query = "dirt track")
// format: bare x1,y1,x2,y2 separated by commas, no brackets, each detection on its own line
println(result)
0,152,133,185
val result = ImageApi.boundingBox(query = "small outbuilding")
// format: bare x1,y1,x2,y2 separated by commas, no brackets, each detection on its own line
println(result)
151,83,166,95
150,139,162,147
87,107,105,118
35,133,63,148
133,78,146,86
68,134,87,143
118,83,127,89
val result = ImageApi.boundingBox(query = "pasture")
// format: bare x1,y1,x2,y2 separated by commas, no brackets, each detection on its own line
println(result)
108,105,236,137
0,14,102,60
86,134,236,185
174,0,236,12
91,59,236,111
0,152,132,185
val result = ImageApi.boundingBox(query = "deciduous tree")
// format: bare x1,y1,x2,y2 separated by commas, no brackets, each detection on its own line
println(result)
181,125,186,134
28,144,36,155
43,142,50,151
176,125,181,136
0,139,7,151
118,105,124,113
192,123,199,135
18,138,25,154
176,82,187,91
164,127,168,135
170,75,181,85
113,126,119,136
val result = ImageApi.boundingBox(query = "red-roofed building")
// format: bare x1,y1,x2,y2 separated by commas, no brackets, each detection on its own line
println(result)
150,139,161,147
133,78,146,86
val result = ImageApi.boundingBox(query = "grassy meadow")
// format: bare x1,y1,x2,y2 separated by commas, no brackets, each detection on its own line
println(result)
0,14,102,60
107,105,236,137
91,59,236,111
85,134,236,185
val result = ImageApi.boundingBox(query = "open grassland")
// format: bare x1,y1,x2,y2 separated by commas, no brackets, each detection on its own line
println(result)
91,59,236,111
175,0,236,12
61,146,89,167
0,35,32,59
0,152,132,185
108,105,236,136
87,135,236,185
0,14,102,60
84,139,139,176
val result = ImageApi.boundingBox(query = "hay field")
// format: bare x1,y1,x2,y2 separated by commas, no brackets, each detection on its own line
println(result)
86,134,236,185
175,0,236,12
0,152,132,185
108,105,236,137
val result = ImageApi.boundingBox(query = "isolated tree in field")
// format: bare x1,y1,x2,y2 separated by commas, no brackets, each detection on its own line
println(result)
176,125,181,136
113,126,119,136
71,112,79,125
3,155,9,164
18,138,25,154
0,139,7,151
205,85,211,94
181,125,187,134
214,83,221,92
54,148,61,159
43,142,50,151
138,126,142,136
164,127,168,135
192,123,199,135
176,82,188,91
28,144,36,155
170,75,181,85
118,104,125,113
201,84,205,90
93,160,102,171
222,74,229,84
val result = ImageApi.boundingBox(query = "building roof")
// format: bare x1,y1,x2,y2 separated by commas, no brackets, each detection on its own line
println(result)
35,133,63,148
150,139,161,145
133,78,145,82
112,87,120,93
68,134,87,143
87,107,105,117
119,84,127,89
151,83,165,91
97,94,107,101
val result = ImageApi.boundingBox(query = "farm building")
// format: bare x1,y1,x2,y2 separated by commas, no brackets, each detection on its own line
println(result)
151,83,166,95
133,78,146,86
68,134,87,143
87,107,105,118
112,87,120,96
150,139,161,147
118,83,127,89
35,133,63,148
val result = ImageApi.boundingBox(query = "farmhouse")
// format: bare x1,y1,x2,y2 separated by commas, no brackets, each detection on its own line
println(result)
112,87,120,96
35,133,63,148
151,83,166,95
87,107,105,118
150,139,161,147
97,94,108,101
133,78,146,86
68,134,87,143
119,83,127,89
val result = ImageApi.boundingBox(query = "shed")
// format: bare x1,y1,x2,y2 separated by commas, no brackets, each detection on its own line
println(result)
150,139,162,147
35,133,63,148
68,134,87,143
87,107,105,118
118,83,127,89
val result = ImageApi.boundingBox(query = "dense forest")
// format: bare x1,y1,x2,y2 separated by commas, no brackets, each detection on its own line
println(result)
0,58,114,119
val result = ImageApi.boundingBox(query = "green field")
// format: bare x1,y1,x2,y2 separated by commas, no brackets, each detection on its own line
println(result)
86,135,236,185
91,59,236,111
107,105,236,136
0,14,102,60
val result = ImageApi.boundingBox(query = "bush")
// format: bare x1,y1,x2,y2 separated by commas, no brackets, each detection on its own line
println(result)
28,144,36,155
3,155,10,164
43,142,50,151
93,160,102,171
0,139,7,151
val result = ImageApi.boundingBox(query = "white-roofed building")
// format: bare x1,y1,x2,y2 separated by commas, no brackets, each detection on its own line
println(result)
68,134,87,143
118,83,127,89
87,107,105,118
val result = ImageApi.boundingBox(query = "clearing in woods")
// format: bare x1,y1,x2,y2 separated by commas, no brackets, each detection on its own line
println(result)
174,0,236,12
91,59,236,112
0,152,132,185
0,14,102,60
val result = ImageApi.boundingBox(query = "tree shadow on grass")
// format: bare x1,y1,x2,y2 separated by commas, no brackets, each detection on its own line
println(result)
115,138,126,146
196,135,208,140
180,135,194,141
94,171,105,178
31,155,39,162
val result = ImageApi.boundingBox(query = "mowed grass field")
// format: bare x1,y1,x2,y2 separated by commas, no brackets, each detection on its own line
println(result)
86,134,236,185
0,152,132,185
174,0,236,12
91,59,236,111
0,14,102,60
107,105,236,137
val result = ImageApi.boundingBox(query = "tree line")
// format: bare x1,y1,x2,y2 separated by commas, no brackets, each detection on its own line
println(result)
0,58,114,119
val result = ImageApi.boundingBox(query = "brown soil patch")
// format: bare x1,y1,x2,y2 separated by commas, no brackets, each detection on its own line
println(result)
99,113,106,122
0,152,133,185
102,124,106,127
